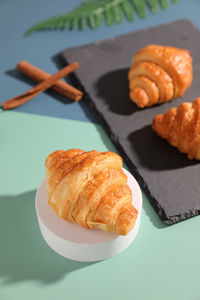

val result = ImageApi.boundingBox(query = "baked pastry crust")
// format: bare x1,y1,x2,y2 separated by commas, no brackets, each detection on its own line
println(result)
128,44,193,108
152,97,200,160
45,149,138,235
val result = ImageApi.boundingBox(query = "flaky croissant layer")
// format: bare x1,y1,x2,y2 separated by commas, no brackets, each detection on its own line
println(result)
152,97,200,160
128,44,193,108
45,149,138,235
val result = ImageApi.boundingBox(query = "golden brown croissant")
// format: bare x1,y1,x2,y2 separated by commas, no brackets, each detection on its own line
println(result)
128,44,193,108
152,97,200,160
45,149,138,235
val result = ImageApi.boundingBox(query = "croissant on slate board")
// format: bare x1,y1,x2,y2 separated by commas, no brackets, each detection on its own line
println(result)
128,44,193,108
45,149,138,235
152,98,200,160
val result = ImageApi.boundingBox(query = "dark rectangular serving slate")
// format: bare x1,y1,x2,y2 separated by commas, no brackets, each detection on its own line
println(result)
59,19,200,225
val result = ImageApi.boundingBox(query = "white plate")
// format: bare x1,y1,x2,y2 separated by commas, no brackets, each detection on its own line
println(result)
35,168,142,262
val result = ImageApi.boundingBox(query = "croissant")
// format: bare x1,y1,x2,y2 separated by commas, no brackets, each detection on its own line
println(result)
45,149,138,235
128,44,193,108
152,97,200,160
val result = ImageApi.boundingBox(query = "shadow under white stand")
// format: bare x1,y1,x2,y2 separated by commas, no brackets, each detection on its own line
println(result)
35,169,142,262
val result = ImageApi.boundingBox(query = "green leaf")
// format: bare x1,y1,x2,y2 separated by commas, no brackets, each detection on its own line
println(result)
95,13,104,27
131,0,146,18
64,18,72,29
57,18,66,30
113,5,123,24
89,15,97,28
159,0,170,9
72,1,102,15
105,7,115,26
71,16,80,30
24,0,181,36
121,1,134,22
145,0,159,14
80,17,89,30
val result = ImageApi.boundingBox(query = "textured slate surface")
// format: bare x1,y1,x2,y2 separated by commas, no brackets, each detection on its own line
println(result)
59,19,200,225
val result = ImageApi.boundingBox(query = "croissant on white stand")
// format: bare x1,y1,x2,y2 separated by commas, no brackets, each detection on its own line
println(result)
45,149,138,235
128,44,193,108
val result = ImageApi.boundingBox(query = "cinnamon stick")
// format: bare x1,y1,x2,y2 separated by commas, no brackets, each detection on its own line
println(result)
17,61,83,101
3,62,81,110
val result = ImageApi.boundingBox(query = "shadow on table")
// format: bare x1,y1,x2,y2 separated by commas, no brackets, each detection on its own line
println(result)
128,125,199,170
95,68,140,116
93,124,166,229
0,191,94,285
141,194,167,229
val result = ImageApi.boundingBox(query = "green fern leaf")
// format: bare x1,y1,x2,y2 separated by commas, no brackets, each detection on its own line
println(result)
72,1,102,14
113,5,123,24
105,7,115,26
131,0,146,18
159,0,170,9
95,13,104,27
145,0,159,14
65,18,72,29
89,15,97,28
121,1,134,22
71,16,80,30
24,0,181,36
58,18,67,30
80,17,88,30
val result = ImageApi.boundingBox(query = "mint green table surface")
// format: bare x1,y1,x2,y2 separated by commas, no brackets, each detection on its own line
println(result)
1,0,200,299
1,111,200,300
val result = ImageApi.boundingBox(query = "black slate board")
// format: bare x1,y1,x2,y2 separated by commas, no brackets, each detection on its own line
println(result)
59,19,200,225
